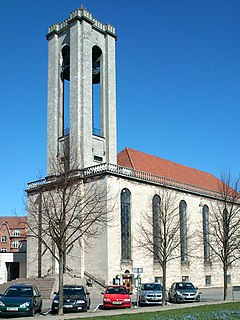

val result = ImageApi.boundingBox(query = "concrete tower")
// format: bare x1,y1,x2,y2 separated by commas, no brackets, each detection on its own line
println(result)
46,7,117,175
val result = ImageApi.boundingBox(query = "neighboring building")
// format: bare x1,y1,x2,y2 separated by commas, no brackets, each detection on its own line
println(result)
27,6,239,289
0,217,27,283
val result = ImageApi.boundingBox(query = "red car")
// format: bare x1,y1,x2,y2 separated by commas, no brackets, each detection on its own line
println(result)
102,285,131,309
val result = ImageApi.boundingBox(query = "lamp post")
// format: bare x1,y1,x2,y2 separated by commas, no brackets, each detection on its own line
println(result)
133,267,143,307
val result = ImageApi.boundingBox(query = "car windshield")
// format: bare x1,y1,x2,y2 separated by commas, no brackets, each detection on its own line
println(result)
4,287,33,297
63,287,84,295
141,283,162,291
106,287,128,294
176,283,195,290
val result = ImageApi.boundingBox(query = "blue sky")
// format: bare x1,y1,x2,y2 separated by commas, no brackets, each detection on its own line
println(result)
1,0,240,215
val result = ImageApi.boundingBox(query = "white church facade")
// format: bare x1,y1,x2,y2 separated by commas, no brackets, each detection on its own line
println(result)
27,7,240,290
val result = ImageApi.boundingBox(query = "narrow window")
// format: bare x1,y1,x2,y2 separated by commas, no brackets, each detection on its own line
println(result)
61,46,70,136
1,248,7,253
202,205,210,262
11,241,19,249
205,275,211,285
227,274,231,284
179,200,188,262
92,46,102,136
1,236,7,242
121,189,131,261
152,195,161,261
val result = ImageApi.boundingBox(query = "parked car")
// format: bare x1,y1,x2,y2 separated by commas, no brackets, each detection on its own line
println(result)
102,285,131,309
0,283,42,317
51,284,90,314
138,282,163,306
168,282,200,303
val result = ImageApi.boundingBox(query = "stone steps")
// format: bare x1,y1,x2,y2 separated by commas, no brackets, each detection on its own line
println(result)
0,277,56,299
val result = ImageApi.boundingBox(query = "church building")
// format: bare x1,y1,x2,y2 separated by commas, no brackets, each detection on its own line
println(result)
27,6,240,290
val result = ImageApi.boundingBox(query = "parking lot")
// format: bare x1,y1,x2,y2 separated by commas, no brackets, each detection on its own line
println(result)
4,286,240,320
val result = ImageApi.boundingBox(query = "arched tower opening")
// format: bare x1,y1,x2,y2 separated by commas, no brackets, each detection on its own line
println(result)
61,45,70,136
92,45,102,136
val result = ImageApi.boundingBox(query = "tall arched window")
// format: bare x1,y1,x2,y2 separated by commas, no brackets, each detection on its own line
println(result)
121,189,131,261
202,205,210,262
153,195,161,261
179,200,188,262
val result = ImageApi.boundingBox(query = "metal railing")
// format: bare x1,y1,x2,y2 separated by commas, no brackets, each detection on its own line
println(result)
27,163,221,198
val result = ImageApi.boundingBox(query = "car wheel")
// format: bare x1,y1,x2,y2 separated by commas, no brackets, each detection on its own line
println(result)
38,302,42,313
29,307,35,316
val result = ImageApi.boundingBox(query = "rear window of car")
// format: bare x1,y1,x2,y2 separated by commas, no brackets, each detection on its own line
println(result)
141,283,162,291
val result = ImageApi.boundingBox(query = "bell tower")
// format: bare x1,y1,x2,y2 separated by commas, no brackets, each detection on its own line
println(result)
46,7,117,175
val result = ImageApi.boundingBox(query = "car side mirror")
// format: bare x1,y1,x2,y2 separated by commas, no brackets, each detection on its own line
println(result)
101,292,104,295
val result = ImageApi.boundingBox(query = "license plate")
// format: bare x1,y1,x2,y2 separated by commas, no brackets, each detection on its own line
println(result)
63,304,73,308
7,307,18,311
113,301,122,304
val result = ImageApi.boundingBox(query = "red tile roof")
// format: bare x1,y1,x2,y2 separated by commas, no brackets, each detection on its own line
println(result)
117,147,221,193
0,216,27,230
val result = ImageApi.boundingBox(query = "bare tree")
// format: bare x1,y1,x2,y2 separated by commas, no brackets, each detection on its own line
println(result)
136,188,192,305
207,173,240,300
27,154,113,315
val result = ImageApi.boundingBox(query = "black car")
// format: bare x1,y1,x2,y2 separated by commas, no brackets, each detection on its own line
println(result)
168,282,200,303
51,284,90,313
0,283,42,317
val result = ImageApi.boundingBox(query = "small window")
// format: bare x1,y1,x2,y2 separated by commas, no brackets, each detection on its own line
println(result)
205,275,211,285
182,275,189,282
11,241,19,248
12,230,20,237
154,276,162,284
1,248,7,253
94,155,103,162
227,275,231,284
1,236,7,243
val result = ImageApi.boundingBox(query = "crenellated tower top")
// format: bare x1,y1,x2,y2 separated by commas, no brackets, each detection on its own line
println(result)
47,6,116,39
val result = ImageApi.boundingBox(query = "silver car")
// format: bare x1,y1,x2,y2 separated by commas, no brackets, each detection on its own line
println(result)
138,283,162,306
168,282,200,303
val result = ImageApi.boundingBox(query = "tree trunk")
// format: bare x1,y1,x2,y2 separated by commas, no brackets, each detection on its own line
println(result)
58,252,64,315
223,265,228,300
162,263,167,306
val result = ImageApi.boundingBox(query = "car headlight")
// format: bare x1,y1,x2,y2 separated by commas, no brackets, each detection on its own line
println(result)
0,301,5,306
103,298,111,302
20,301,30,308
176,290,183,297
124,298,130,302
53,299,59,304
76,300,85,304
